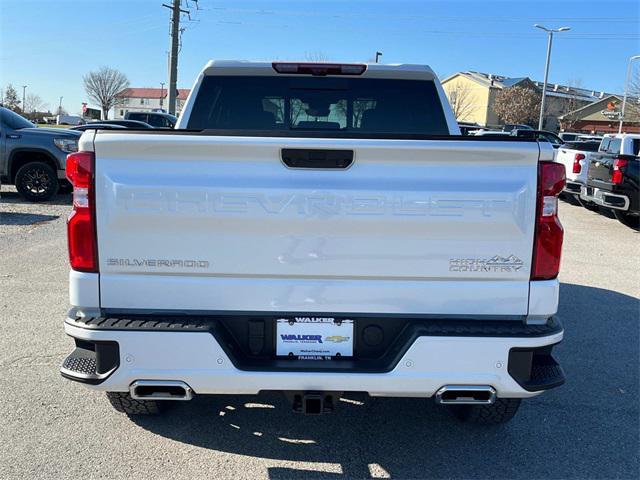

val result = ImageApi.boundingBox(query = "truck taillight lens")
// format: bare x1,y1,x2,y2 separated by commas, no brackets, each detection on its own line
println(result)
66,151,98,272
612,158,628,185
573,153,585,174
532,161,565,280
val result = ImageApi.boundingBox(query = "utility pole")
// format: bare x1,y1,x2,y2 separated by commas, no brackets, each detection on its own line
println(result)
22,85,27,112
160,82,165,111
619,55,640,134
163,0,188,115
534,24,570,130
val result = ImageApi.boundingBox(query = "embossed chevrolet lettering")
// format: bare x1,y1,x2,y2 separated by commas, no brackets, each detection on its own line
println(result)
117,189,514,218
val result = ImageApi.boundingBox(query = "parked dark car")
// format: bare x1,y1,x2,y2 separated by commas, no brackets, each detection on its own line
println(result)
582,134,639,230
71,123,127,131
124,111,177,128
512,129,564,148
0,107,81,201
83,119,153,129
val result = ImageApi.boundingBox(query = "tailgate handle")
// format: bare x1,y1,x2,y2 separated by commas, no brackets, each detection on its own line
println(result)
281,149,353,169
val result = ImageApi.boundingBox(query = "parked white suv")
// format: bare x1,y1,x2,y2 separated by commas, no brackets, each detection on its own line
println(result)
60,61,566,424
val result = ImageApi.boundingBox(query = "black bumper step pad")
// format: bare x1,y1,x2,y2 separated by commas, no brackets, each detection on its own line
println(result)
526,355,565,391
62,354,98,376
508,345,565,392
60,339,119,385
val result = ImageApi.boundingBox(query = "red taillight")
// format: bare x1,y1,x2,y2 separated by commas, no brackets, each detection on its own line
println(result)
573,153,585,174
612,157,628,185
272,62,366,76
532,161,565,280
66,151,98,272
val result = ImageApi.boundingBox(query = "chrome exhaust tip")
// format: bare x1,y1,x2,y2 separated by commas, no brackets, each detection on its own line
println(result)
435,385,496,405
130,380,194,401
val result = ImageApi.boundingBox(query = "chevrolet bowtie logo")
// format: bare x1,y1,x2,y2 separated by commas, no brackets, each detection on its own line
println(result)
325,336,350,343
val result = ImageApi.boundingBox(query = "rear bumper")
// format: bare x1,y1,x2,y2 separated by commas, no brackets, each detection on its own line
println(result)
564,180,583,194
580,185,629,210
62,314,564,399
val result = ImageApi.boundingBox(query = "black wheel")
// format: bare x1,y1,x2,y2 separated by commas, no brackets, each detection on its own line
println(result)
447,398,522,425
14,161,59,202
106,392,166,416
613,210,640,231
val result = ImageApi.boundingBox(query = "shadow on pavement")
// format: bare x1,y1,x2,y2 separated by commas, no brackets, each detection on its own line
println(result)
0,190,72,206
131,283,639,479
0,211,59,225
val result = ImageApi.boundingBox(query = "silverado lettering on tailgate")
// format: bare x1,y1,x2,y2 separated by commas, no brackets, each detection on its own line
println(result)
107,258,209,268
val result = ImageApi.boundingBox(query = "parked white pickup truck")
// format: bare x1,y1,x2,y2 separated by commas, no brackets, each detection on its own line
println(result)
61,61,566,424
555,140,601,201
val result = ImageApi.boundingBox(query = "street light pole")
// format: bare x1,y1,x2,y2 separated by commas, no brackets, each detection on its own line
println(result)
534,24,570,130
22,85,27,113
618,55,640,134
160,82,165,111
58,96,63,115
375,51,382,63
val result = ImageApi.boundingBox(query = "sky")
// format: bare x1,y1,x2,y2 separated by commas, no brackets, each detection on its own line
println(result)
1,0,639,116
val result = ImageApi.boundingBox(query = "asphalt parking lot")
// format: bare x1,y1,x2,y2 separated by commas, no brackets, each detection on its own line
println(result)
0,185,638,480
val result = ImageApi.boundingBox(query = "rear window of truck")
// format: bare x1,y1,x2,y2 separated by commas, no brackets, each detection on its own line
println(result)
187,76,449,137
565,141,600,152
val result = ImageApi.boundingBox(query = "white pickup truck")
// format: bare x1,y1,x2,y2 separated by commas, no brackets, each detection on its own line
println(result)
61,61,566,424
554,140,601,201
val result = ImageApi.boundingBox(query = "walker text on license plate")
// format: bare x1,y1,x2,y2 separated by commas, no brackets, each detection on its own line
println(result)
276,318,354,358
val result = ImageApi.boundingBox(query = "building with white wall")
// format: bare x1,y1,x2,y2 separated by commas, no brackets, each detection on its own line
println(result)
113,88,190,119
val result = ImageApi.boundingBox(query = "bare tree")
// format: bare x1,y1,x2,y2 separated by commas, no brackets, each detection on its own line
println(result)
304,51,329,62
444,83,475,121
83,66,129,120
23,93,46,113
493,86,541,126
559,79,584,131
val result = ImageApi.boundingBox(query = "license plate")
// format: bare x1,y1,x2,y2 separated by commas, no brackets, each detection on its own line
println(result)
276,318,354,358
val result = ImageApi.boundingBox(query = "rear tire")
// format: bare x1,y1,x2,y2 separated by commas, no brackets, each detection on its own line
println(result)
14,161,59,202
582,201,600,212
613,210,640,231
106,392,166,416
447,398,522,425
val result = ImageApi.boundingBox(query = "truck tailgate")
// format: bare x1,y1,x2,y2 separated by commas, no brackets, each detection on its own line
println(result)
94,133,539,316
588,152,615,186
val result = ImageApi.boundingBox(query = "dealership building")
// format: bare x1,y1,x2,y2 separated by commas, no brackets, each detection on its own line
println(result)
559,95,640,134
